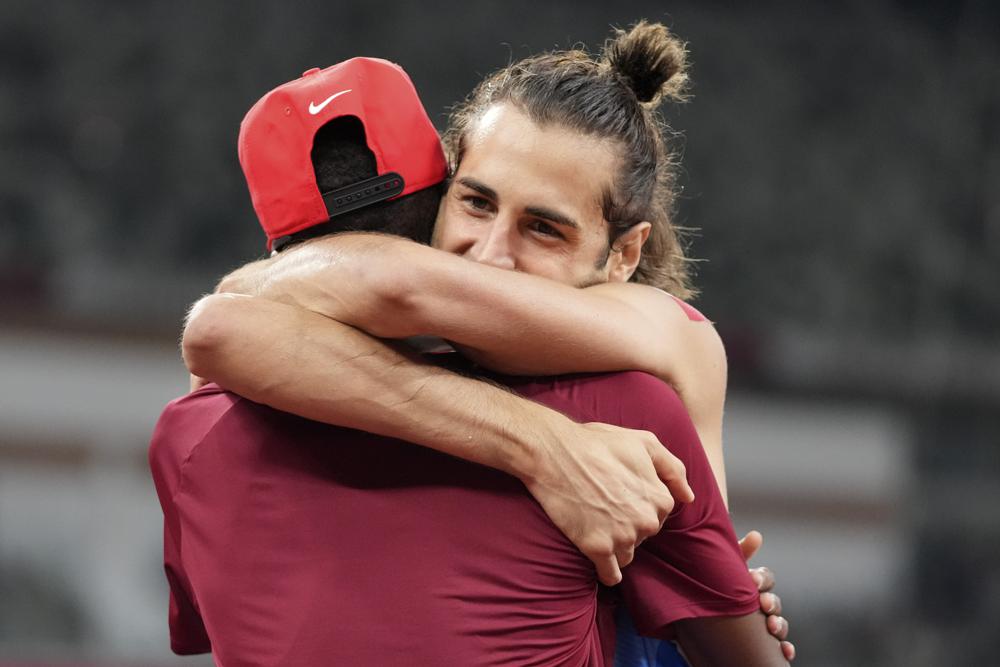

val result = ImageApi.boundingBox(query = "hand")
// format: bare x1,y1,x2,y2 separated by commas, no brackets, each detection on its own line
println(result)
740,530,795,661
523,421,694,586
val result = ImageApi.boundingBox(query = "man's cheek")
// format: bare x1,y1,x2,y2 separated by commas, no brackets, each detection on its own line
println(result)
429,196,450,248
430,213,451,250
431,220,464,255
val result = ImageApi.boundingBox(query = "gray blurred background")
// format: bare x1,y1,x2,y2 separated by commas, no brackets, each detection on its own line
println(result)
1,0,997,665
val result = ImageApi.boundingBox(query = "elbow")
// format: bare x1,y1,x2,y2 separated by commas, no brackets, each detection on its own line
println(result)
182,294,236,378
215,273,243,295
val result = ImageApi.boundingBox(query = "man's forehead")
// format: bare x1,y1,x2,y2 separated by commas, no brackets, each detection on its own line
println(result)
467,105,506,144
460,105,617,231
467,104,618,162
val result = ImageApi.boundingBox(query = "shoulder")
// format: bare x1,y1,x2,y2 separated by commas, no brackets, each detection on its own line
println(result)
587,283,727,370
636,286,726,368
515,370,697,444
580,371,691,423
149,385,263,489
148,385,236,504
613,285,728,423
151,383,322,459
150,384,320,507
150,386,242,459
579,370,686,415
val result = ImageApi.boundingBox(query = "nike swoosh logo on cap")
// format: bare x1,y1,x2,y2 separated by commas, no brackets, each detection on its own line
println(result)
308,89,352,115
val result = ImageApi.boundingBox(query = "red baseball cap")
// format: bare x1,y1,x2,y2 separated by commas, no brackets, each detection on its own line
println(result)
238,57,447,251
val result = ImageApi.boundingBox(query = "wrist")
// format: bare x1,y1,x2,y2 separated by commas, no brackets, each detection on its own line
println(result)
499,399,570,484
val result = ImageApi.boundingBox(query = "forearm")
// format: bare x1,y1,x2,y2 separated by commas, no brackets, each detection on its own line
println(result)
183,292,699,585
208,234,731,496
701,429,728,507
279,234,731,503
211,235,371,300
210,234,416,339
183,293,562,479
218,233,656,374
675,612,789,667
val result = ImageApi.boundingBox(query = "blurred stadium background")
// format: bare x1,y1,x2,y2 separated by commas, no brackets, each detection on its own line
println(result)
1,0,997,665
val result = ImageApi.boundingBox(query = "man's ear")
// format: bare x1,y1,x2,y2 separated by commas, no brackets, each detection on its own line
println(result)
607,222,651,283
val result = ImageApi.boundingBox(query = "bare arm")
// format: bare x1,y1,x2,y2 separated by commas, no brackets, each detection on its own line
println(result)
223,233,729,500
203,240,793,658
183,292,695,585
675,612,789,667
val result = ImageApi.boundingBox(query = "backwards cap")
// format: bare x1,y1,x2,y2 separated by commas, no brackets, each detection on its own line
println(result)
238,57,447,251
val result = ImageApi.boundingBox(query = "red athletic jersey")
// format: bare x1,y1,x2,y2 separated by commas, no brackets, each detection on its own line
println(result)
149,371,757,666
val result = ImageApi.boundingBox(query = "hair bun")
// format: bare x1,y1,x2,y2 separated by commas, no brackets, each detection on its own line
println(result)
603,21,688,104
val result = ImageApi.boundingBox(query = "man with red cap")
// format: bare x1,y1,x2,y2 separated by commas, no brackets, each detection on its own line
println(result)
237,59,448,253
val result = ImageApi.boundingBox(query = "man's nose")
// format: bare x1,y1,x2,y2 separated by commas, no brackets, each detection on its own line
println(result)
470,220,517,271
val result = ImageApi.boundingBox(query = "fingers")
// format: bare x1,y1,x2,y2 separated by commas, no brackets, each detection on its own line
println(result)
781,640,796,661
759,592,782,616
616,546,636,570
757,574,790,656
749,566,775,592
594,555,623,586
591,532,648,586
645,488,673,532
766,614,789,641
648,445,694,504
739,530,763,561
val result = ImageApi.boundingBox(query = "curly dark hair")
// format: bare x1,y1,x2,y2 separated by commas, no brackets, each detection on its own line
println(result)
278,116,442,250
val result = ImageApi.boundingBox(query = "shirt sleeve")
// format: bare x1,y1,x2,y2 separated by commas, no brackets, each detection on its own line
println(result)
607,372,760,638
149,395,217,655
163,522,212,654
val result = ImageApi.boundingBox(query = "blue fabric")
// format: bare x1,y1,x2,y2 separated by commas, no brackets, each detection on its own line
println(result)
613,605,688,667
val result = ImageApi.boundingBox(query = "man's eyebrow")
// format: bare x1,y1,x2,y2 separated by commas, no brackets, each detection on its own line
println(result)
458,176,580,230
457,177,498,202
524,205,580,230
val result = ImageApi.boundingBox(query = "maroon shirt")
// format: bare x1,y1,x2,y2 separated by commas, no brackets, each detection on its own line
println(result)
149,371,757,666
